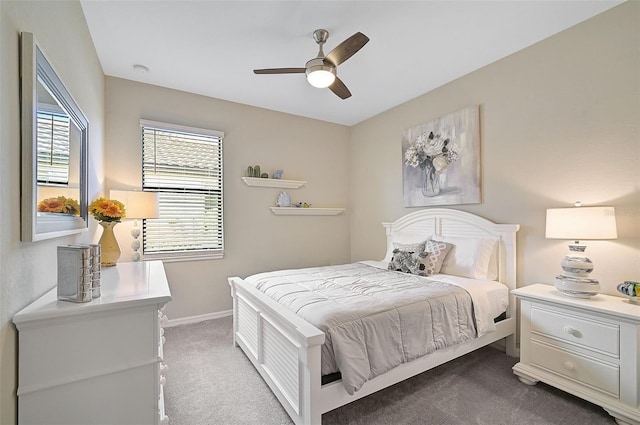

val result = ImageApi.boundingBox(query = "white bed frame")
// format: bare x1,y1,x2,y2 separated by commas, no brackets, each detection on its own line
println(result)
228,208,520,425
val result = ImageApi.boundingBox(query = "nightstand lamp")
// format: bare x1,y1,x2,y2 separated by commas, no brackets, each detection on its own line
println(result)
545,203,617,298
110,190,159,262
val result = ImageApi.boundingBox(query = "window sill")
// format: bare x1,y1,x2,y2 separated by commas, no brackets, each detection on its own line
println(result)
141,252,224,263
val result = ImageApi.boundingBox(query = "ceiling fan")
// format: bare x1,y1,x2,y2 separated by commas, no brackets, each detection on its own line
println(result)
253,29,369,100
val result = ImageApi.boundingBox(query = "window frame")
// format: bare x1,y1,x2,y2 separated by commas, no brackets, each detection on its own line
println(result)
36,106,71,186
140,119,225,262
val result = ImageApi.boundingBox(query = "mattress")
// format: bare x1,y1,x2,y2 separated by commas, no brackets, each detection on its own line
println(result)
244,262,509,394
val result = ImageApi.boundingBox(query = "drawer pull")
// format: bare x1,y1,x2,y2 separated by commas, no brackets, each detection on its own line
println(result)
563,361,575,371
563,326,576,336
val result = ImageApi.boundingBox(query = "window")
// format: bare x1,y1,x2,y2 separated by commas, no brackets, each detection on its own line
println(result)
37,110,70,185
141,119,224,259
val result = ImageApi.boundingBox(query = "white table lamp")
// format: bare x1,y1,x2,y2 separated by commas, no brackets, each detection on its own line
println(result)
545,203,617,298
110,190,159,261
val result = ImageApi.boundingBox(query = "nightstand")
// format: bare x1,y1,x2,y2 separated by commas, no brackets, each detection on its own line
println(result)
512,284,640,425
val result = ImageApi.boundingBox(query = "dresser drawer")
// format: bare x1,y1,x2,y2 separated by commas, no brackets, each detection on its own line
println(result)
531,305,619,357
531,340,619,397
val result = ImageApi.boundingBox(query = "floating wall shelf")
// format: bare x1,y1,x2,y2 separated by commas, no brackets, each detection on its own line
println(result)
242,177,306,189
270,207,345,216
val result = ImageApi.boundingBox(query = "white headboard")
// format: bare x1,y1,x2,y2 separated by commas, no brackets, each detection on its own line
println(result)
382,209,520,317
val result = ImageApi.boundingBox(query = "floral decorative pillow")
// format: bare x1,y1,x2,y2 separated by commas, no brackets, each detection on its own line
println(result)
388,248,428,276
423,240,454,275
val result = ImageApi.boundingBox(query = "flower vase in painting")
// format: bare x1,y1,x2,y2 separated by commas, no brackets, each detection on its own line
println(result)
406,131,458,197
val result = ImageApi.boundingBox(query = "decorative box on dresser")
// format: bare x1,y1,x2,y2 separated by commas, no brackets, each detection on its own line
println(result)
14,260,172,425
512,284,640,425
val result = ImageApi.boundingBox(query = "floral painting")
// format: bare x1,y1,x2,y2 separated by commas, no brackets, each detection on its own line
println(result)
402,106,480,207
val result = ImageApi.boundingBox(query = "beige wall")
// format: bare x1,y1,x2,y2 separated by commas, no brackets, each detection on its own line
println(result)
0,1,106,423
349,2,640,295
1,1,638,424
104,77,351,319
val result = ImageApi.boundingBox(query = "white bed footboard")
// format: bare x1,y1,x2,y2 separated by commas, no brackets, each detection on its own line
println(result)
229,277,325,425
229,208,520,425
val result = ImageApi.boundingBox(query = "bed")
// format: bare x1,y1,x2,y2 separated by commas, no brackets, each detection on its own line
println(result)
228,208,520,424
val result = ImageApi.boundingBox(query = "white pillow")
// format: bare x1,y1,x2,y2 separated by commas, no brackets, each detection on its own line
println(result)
485,243,499,281
436,236,498,280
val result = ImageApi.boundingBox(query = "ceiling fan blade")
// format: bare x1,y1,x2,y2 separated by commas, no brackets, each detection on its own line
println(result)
253,68,306,74
324,32,369,67
329,77,351,99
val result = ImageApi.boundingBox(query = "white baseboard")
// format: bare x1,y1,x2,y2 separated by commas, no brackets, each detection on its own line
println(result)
165,310,232,328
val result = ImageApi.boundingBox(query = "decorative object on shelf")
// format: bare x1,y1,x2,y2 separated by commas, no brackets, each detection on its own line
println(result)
260,173,268,178
247,165,263,178
276,192,291,207
617,281,640,304
273,169,284,179
293,202,312,208
402,105,480,207
37,196,80,216
110,190,160,262
57,245,93,303
90,197,126,267
545,202,618,298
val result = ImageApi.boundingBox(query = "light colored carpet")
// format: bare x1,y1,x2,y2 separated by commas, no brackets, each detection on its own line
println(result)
163,317,614,425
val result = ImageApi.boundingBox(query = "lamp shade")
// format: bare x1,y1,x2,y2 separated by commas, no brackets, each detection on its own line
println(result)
305,58,336,88
109,190,159,219
545,206,617,240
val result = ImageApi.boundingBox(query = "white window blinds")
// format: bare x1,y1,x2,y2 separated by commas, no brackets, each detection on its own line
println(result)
37,110,70,184
141,120,224,258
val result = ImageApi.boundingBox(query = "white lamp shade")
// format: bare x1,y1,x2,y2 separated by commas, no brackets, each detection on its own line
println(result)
545,206,617,240
109,190,159,219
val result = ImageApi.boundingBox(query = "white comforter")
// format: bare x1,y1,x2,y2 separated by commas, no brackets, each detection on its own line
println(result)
245,262,507,394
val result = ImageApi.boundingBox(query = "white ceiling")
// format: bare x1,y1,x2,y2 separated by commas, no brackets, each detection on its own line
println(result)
80,1,622,126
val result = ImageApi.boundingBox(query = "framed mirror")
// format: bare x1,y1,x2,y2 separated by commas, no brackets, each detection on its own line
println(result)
21,32,89,241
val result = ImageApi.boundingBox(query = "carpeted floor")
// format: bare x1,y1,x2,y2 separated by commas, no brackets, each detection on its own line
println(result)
163,317,614,425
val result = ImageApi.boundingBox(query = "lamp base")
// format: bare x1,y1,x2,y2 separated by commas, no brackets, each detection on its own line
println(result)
131,220,142,262
555,275,601,298
554,242,600,298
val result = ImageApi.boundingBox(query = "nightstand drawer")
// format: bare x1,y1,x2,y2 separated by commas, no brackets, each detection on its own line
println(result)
531,306,619,356
531,340,619,397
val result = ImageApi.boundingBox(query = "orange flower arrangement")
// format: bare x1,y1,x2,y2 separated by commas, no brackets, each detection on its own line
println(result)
37,196,80,216
89,197,126,222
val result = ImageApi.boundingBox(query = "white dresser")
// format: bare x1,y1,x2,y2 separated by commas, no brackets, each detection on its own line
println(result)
14,260,172,425
513,284,640,425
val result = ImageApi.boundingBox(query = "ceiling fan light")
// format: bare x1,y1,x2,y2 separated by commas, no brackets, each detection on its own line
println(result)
306,66,336,88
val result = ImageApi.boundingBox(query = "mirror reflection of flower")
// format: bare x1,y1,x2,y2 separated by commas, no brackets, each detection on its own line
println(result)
37,196,80,216
89,197,126,222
